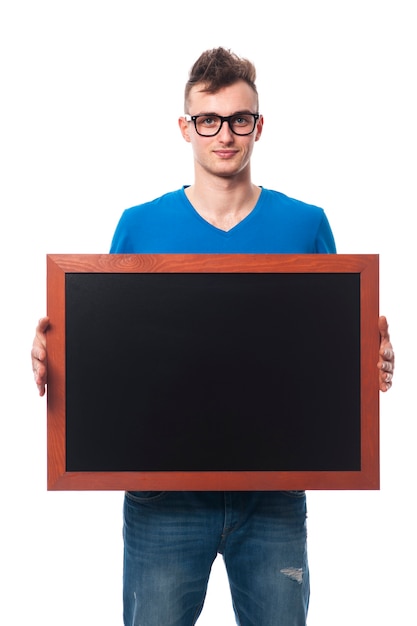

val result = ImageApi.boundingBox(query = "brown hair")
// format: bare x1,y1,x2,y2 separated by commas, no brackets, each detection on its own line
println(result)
184,47,258,111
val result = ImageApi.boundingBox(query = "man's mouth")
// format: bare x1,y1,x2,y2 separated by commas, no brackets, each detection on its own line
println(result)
213,150,237,158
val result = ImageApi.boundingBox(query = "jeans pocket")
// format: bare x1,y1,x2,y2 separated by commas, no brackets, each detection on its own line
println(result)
283,490,306,498
126,491,167,503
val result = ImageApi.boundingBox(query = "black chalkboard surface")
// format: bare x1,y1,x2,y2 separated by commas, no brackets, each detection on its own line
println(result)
47,254,380,490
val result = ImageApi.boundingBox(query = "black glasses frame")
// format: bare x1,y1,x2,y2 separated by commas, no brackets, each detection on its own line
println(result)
185,113,260,137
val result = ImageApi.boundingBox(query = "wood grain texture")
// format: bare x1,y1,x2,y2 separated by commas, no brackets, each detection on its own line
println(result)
46,253,379,491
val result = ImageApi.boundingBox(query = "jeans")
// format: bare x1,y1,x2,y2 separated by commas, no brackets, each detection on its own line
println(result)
123,490,309,626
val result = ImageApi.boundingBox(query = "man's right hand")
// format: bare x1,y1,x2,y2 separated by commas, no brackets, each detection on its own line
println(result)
31,316,50,396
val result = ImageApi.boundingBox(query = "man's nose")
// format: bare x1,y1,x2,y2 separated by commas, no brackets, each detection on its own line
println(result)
217,120,235,140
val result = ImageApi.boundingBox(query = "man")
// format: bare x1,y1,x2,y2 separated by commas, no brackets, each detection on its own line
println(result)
32,47,394,626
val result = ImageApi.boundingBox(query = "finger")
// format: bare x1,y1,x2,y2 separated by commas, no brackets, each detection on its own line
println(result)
32,355,46,379
380,360,393,372
33,360,47,392
35,317,50,342
37,383,46,397
378,315,390,340
381,347,394,360
379,373,393,392
32,317,50,360
380,381,392,392
37,316,50,332
31,346,45,363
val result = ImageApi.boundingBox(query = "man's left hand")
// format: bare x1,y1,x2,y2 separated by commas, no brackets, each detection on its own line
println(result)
378,315,395,392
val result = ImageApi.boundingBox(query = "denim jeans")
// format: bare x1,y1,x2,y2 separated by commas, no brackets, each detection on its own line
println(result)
123,490,309,626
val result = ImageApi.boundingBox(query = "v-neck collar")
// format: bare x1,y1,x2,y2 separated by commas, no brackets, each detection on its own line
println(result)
181,186,264,236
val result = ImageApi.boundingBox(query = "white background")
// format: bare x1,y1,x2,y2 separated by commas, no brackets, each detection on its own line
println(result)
1,1,415,624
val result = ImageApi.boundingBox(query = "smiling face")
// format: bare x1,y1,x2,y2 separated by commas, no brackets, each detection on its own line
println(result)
179,80,264,182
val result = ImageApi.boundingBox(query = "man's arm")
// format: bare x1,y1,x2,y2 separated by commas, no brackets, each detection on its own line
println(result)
378,315,395,392
31,316,49,396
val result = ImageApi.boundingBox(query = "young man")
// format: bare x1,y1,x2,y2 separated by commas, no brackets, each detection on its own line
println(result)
32,48,394,626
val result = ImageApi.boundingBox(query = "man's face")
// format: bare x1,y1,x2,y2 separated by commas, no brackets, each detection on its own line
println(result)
179,80,263,180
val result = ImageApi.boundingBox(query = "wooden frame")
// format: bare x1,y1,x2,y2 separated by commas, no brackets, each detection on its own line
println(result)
47,253,379,491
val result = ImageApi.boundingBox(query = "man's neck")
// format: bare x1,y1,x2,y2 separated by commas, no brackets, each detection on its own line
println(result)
185,175,261,232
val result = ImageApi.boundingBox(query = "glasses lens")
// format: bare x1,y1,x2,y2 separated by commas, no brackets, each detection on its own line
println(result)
195,115,222,136
229,114,256,135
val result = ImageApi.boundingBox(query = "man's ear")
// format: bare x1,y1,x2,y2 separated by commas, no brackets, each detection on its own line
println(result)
254,115,264,142
178,117,192,143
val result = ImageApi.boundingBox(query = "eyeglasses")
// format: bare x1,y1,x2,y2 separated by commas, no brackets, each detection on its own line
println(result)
184,113,260,137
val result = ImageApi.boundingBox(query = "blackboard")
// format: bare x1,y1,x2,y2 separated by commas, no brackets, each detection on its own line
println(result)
46,254,379,490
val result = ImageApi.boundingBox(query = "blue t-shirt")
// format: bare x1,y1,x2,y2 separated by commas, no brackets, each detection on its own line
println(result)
110,186,336,254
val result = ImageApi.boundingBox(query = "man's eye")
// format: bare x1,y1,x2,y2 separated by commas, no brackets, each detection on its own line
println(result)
201,117,218,126
233,116,250,126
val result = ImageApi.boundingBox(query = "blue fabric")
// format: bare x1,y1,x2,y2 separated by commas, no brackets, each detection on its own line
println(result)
110,187,336,254
123,491,309,626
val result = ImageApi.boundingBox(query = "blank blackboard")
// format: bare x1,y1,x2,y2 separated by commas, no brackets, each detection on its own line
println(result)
46,254,379,490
